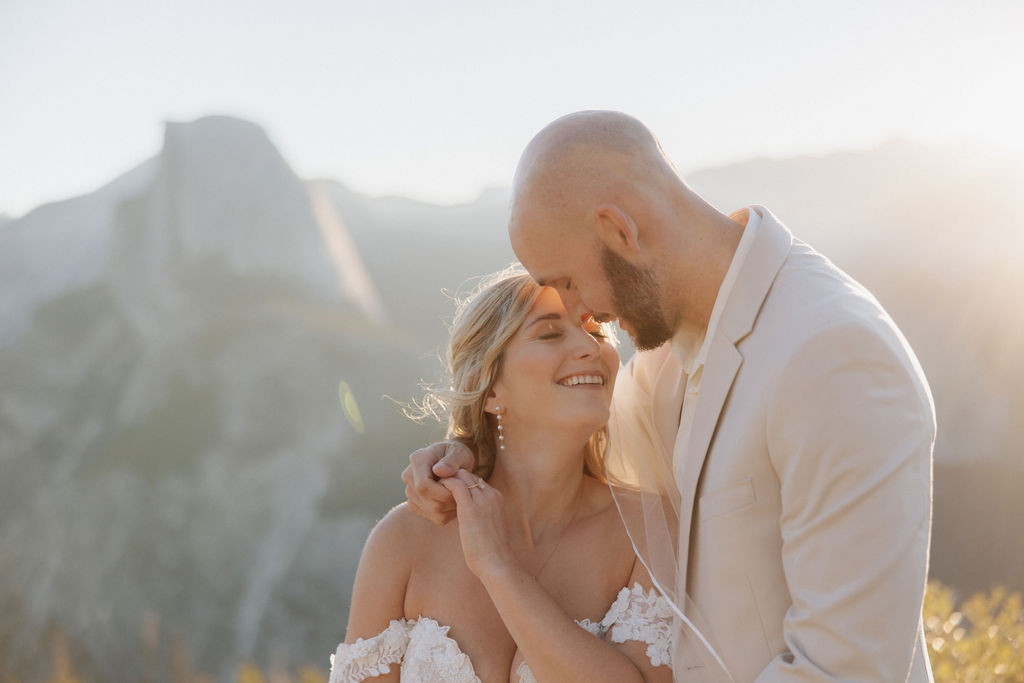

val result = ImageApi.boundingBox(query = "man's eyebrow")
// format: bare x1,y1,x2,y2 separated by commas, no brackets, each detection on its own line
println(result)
525,312,562,329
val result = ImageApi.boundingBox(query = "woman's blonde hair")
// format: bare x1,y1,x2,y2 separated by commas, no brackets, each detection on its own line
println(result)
414,264,613,481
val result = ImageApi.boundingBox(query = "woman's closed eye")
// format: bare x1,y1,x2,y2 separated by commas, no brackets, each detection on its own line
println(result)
542,326,607,342
535,318,607,342
537,323,564,340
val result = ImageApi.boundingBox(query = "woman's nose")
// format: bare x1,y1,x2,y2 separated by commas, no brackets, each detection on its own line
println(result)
572,327,600,358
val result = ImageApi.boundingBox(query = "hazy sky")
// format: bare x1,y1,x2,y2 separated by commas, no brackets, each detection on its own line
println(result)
2,0,1023,217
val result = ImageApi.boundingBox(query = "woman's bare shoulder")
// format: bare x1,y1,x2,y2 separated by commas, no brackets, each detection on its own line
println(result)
346,503,438,642
369,502,442,551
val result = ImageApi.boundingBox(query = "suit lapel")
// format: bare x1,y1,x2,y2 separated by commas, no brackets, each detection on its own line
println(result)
674,207,793,590
674,343,743,588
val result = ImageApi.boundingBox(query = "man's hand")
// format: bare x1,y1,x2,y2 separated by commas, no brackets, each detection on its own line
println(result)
400,440,476,525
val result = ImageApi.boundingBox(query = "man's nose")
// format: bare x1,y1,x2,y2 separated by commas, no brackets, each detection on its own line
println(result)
554,290,589,322
565,297,592,324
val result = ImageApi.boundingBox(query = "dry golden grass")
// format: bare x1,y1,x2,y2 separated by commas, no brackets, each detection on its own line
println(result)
27,581,1022,682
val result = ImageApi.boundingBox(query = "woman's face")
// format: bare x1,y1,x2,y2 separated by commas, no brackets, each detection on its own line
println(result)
489,286,619,438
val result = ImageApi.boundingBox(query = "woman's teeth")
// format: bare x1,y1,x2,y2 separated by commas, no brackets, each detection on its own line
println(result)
559,375,604,386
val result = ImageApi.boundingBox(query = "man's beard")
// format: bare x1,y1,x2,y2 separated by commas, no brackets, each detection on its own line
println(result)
601,247,674,351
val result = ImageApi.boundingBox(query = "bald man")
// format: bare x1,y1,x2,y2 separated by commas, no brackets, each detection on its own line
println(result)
403,111,935,682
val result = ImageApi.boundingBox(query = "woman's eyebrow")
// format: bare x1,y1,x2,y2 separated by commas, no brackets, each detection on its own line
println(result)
525,312,563,329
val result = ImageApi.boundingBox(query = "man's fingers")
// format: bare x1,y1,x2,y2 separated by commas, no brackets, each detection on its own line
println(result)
432,441,476,478
405,497,427,518
404,473,457,525
404,441,468,525
409,444,446,479
437,510,457,524
400,463,416,488
408,448,453,499
407,493,456,518
409,478,455,509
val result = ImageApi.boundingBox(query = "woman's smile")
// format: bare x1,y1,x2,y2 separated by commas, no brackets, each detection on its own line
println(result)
557,374,606,387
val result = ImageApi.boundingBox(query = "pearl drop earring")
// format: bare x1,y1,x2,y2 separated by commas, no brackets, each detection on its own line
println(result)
495,406,505,450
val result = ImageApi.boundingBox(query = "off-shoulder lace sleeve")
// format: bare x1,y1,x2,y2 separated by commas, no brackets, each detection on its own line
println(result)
516,584,674,682
329,619,411,683
600,583,674,668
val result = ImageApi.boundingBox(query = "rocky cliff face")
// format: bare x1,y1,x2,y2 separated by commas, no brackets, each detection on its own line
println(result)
0,117,431,680
0,157,156,344
1,123,1021,680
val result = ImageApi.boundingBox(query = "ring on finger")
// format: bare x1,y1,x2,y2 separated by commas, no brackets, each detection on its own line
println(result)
466,477,485,489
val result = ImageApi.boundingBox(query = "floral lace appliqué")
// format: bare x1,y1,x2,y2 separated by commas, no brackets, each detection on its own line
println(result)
402,617,480,682
516,659,538,683
574,583,674,668
598,583,674,668
329,619,410,682
518,582,675,681
329,617,479,683
330,583,672,682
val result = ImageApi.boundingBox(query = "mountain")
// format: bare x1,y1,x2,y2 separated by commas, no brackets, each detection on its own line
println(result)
1,119,1021,680
0,116,438,681
313,180,515,340
0,157,157,345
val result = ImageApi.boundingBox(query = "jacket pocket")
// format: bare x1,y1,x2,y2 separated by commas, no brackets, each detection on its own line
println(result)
699,477,756,520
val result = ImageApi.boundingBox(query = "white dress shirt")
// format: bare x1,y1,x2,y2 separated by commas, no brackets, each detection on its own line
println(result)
670,207,762,464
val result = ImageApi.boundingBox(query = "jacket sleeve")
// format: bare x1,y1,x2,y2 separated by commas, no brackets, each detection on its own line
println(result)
757,321,935,682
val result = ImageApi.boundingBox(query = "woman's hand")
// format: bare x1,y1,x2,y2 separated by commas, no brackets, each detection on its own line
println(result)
442,469,516,580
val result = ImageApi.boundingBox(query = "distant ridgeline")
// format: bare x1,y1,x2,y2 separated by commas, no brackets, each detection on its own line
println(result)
0,116,1020,679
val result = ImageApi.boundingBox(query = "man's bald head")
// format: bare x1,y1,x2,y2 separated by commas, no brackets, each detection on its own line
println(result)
510,110,681,237
508,111,737,344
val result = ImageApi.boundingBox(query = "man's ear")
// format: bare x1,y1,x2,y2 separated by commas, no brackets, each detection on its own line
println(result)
595,203,641,257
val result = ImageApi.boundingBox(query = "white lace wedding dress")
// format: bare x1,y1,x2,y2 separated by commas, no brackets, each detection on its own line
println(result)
329,582,673,682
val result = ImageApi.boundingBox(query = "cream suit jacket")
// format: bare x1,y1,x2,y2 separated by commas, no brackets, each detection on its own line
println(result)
612,207,935,682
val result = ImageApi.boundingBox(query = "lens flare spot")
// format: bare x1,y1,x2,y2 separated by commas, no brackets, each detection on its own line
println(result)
338,381,365,434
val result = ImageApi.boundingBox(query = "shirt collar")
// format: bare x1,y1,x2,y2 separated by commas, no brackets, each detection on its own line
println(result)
671,206,762,376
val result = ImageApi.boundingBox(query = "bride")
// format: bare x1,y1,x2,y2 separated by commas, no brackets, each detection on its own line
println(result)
330,267,674,682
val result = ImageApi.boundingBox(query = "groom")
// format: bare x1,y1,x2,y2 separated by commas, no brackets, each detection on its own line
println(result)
402,111,935,681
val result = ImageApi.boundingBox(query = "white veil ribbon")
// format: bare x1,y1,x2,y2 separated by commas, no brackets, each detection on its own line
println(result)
605,396,734,682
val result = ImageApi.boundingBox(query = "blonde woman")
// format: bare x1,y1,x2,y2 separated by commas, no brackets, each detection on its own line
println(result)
330,268,674,682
